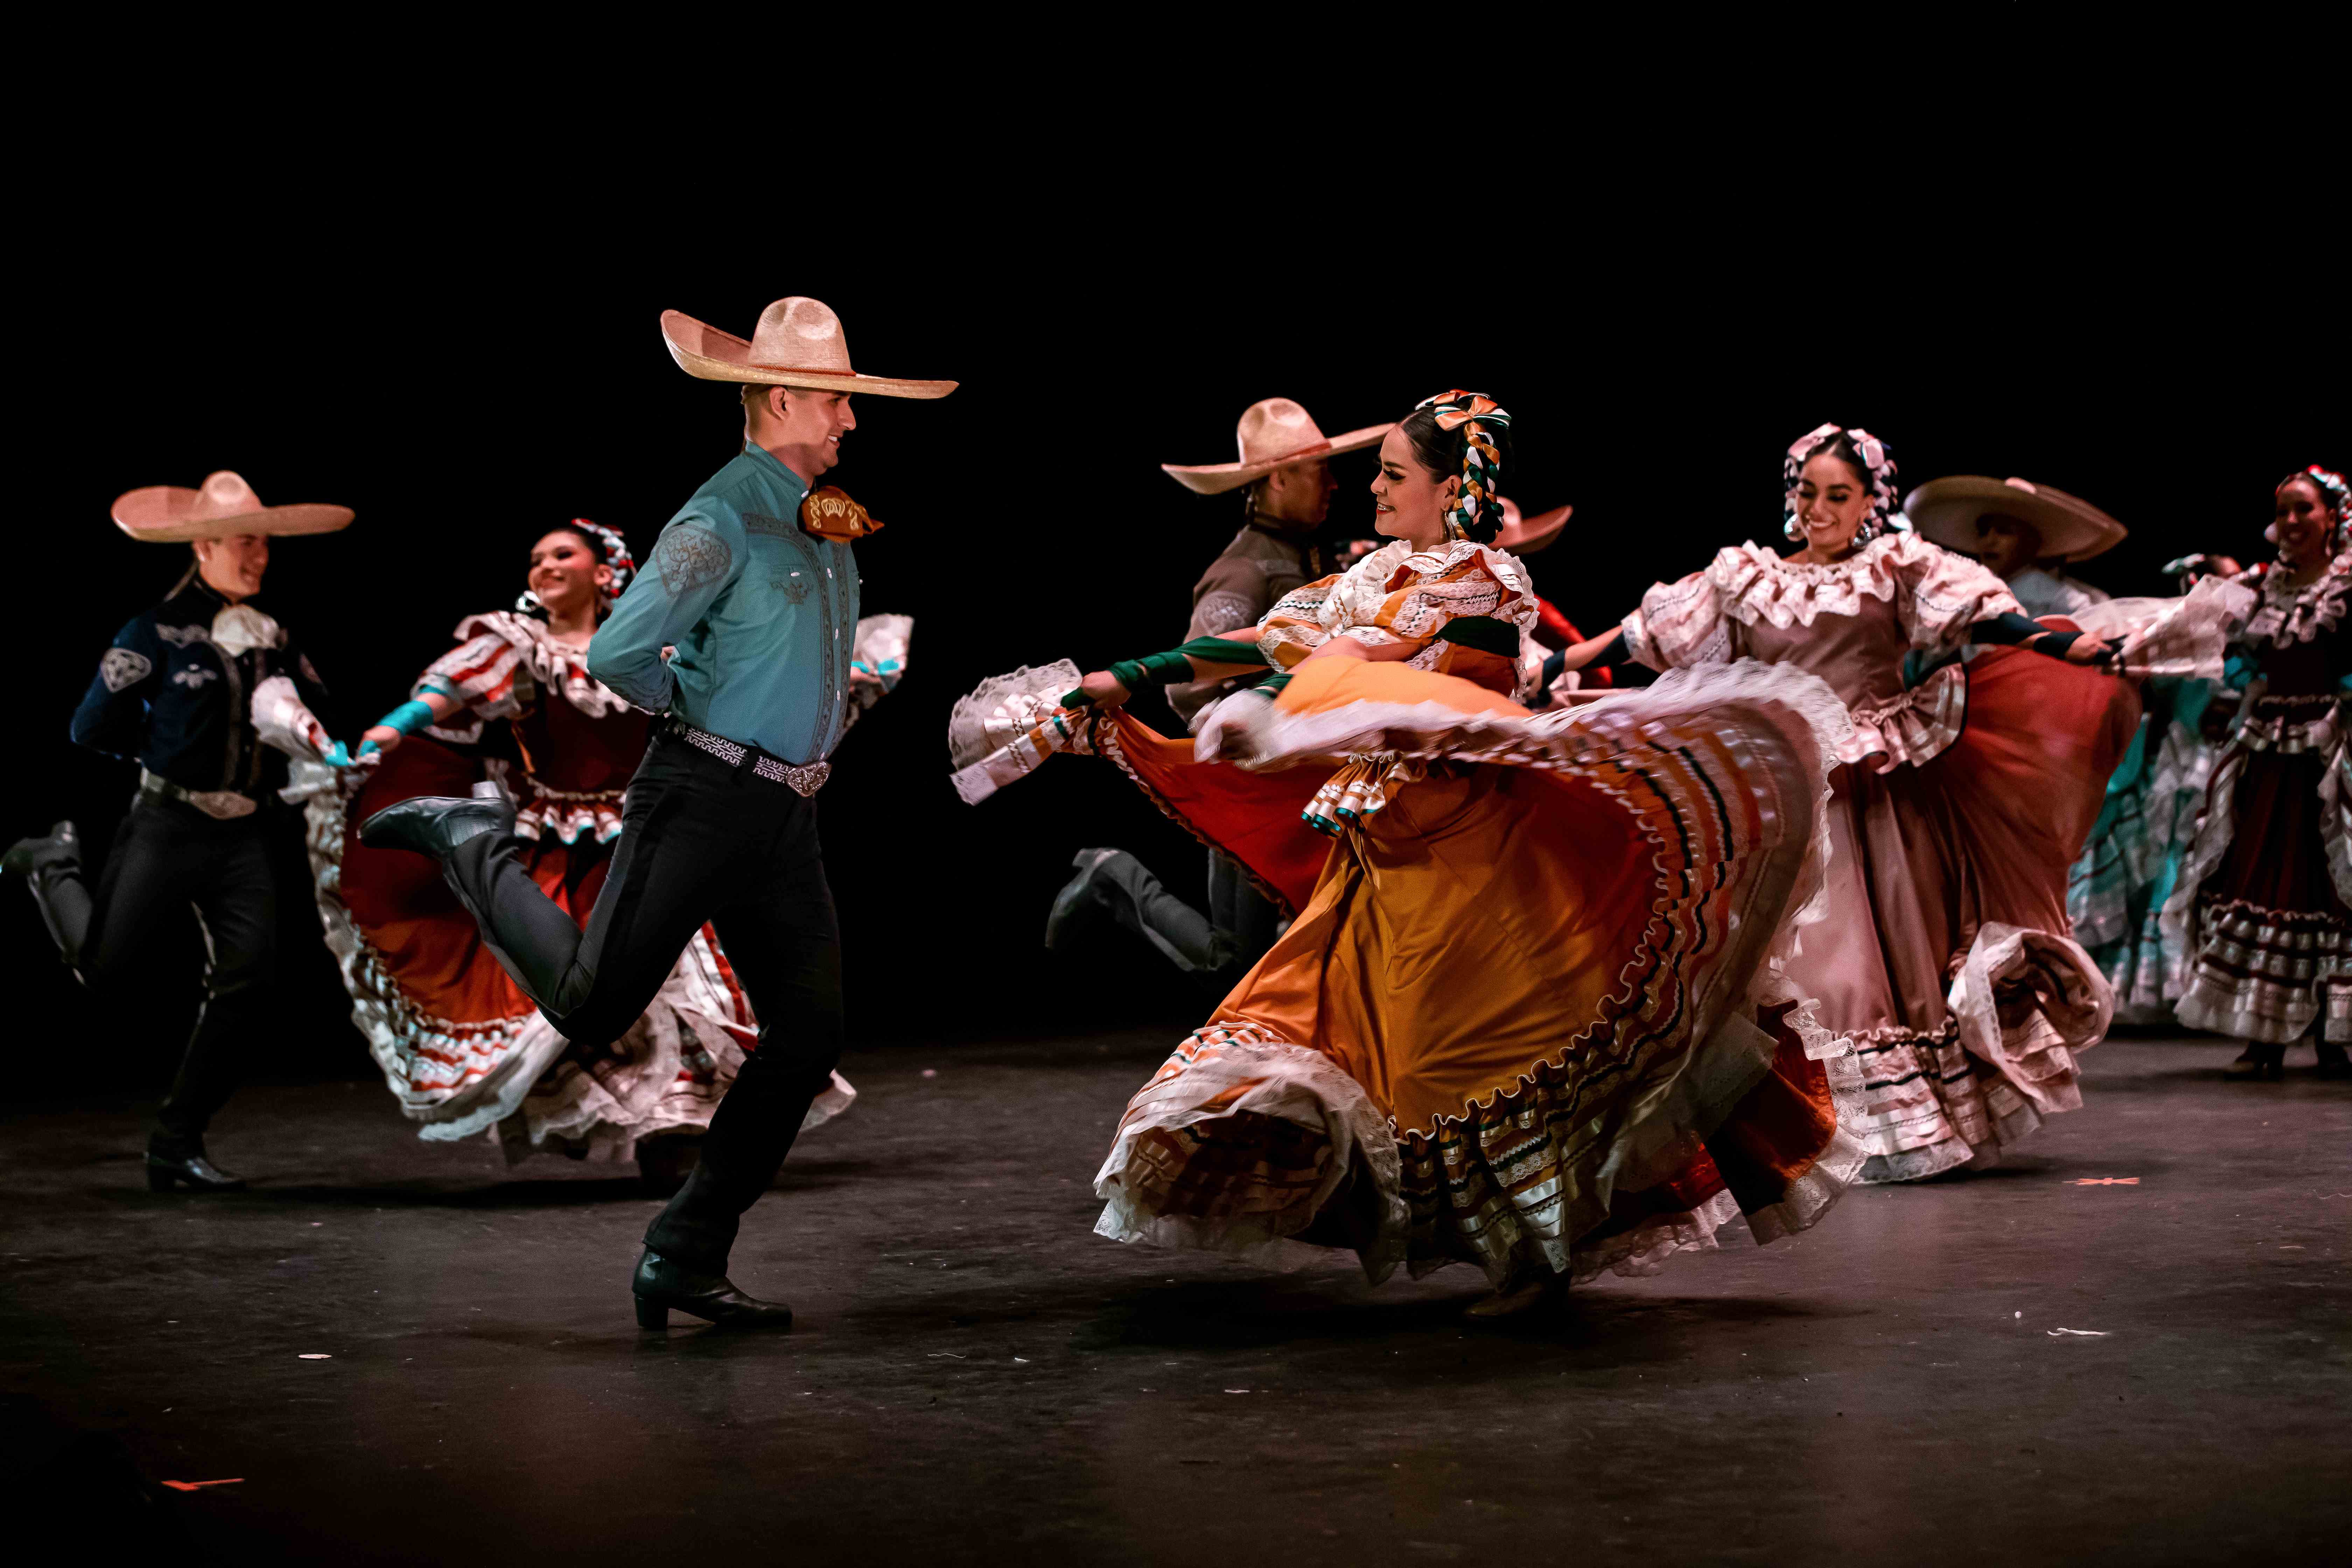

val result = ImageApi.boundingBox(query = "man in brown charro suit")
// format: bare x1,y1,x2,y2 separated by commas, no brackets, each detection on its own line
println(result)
1044,399,1388,977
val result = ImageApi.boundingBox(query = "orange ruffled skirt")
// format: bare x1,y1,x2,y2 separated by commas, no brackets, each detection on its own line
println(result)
1083,657,1866,1286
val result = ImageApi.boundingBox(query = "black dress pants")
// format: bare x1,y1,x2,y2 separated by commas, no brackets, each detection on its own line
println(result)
38,799,277,1144
442,732,844,1272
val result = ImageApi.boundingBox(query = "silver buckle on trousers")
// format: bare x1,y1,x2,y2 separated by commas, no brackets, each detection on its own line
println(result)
670,723,830,797
140,768,258,820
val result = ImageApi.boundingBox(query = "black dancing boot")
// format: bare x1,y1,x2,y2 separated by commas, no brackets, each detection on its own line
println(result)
632,1247,793,1331
2223,1041,2287,1082
2,820,78,878
4,821,82,955
358,792,514,860
1043,848,1122,951
1043,848,1231,972
2316,1042,2350,1080
146,1133,246,1193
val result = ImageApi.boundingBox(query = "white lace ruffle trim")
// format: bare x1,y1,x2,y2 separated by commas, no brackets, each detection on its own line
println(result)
1093,1034,1410,1284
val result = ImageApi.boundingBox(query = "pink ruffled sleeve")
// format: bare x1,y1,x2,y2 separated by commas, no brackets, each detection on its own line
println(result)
1623,558,1735,669
1894,534,2023,651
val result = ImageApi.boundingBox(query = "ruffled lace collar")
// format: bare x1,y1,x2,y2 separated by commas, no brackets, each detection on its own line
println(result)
1708,532,1928,628
452,610,635,717
2242,552,2352,647
1336,538,1538,632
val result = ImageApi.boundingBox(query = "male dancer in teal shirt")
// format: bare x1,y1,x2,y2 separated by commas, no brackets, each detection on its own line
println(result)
363,297,954,1329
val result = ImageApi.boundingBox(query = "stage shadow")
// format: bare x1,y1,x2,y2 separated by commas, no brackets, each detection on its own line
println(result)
1076,1275,1839,1363
93,1155,879,1211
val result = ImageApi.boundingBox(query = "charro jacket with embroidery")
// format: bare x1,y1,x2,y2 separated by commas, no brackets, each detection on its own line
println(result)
588,442,858,765
70,577,334,797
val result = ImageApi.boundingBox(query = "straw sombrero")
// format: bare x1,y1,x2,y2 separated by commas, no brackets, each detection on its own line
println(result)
1162,398,1391,496
112,471,354,544
661,296,956,399
1904,475,2126,564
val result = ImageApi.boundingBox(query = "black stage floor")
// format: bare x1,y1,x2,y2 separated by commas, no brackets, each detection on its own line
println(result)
3,1033,2345,1564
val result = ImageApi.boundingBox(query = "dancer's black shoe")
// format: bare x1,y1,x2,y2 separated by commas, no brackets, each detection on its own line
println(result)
5,821,83,954
146,1135,246,1193
358,794,513,860
3,820,80,878
1042,848,1120,951
2316,1043,2350,1080
632,1248,793,1331
2223,1042,2287,1081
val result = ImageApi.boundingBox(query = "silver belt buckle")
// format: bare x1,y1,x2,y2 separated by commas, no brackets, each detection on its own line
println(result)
186,789,257,820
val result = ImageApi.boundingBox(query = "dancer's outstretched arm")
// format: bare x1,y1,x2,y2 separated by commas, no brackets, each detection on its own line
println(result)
1969,612,2118,667
1552,624,1630,675
1068,636,1270,708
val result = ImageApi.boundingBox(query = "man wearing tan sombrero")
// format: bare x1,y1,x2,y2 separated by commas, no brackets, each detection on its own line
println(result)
1046,398,1387,981
1905,474,2124,620
360,297,953,1331
4,474,350,1192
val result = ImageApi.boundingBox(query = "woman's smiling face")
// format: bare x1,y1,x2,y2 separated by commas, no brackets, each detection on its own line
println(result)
528,529,612,616
1370,426,1455,549
1790,451,1874,557
2272,476,2339,567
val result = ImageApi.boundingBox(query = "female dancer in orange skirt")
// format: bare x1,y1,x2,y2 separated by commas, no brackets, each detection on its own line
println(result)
953,392,1864,1316
2170,465,2352,1079
1554,426,2140,1182
261,522,856,1189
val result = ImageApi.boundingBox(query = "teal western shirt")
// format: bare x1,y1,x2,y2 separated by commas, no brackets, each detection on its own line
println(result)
588,443,859,764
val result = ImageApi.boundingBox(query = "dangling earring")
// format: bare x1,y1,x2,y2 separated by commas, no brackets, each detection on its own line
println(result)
1784,515,1805,542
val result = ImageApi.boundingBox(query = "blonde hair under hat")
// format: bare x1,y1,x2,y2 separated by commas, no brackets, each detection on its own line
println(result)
112,471,354,544
660,296,957,400
1904,475,2126,565
1161,398,1392,496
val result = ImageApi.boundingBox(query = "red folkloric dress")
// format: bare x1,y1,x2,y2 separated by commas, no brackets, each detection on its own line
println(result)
288,611,852,1161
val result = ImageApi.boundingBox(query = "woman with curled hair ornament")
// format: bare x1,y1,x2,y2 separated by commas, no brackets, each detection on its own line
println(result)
951,392,1866,1318
2168,465,2352,1080
259,521,867,1190
1553,424,2147,1182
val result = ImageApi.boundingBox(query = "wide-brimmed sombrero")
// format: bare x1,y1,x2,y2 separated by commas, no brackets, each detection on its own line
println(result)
1162,398,1391,496
112,471,354,544
660,296,957,399
1492,497,1573,554
1904,475,2126,564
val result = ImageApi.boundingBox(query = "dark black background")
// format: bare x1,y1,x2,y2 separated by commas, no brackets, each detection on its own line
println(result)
7,65,2337,1099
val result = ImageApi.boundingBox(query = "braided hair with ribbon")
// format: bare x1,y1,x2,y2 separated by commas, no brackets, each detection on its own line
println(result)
2272,464,2352,552
516,517,637,619
1404,390,1513,544
1783,422,1905,545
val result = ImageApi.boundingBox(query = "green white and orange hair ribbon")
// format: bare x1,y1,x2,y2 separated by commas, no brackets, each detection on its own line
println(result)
1415,390,1512,542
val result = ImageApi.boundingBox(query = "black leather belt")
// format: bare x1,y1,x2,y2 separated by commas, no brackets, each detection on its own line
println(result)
662,719,830,797
139,767,258,820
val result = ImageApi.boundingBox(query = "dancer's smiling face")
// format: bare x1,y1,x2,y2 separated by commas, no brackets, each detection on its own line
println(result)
1791,452,1874,558
1370,426,1457,551
193,533,269,600
2273,476,2339,568
528,528,613,619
